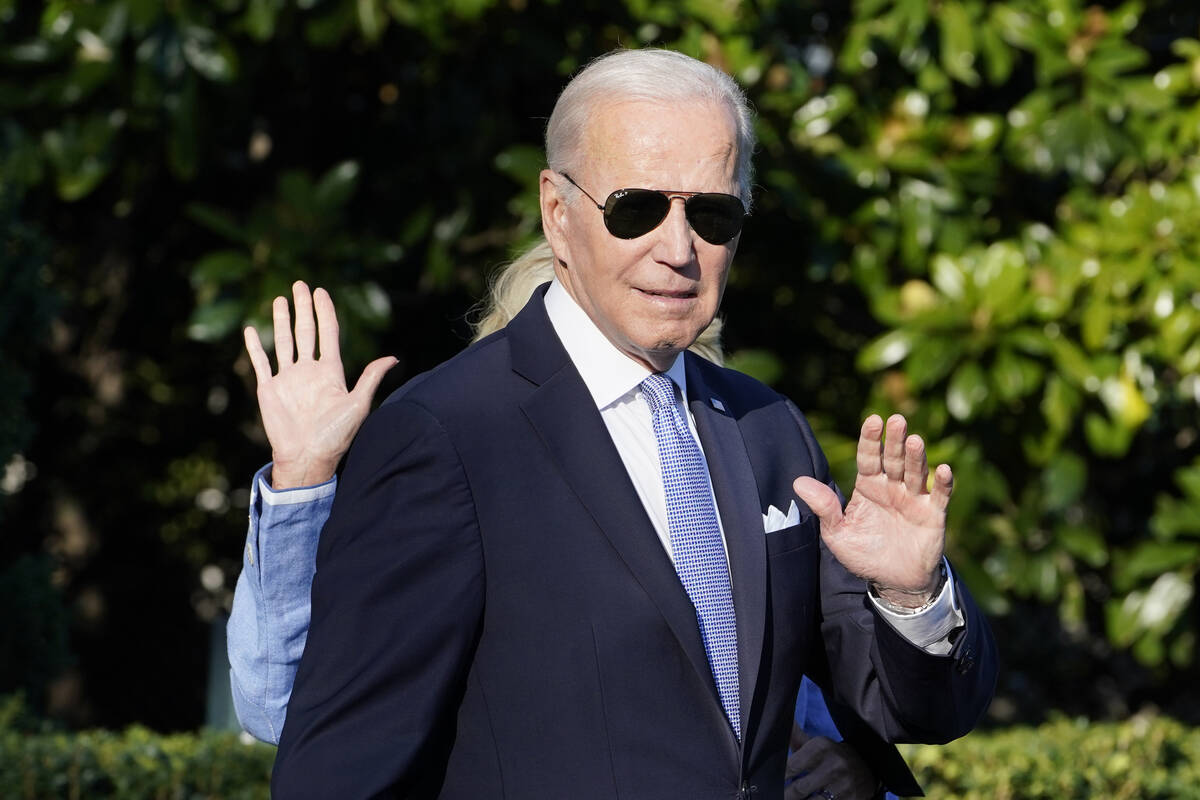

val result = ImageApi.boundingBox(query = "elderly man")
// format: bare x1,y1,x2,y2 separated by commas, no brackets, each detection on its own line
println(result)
270,48,995,799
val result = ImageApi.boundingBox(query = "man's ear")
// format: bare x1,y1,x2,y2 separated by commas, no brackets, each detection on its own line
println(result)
539,169,571,266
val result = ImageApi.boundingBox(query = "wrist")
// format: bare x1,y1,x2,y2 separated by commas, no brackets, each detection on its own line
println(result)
870,561,947,611
270,458,338,490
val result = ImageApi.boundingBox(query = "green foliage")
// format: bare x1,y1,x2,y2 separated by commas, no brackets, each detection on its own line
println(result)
781,0,1200,678
0,721,275,799
2,701,1198,800
902,715,1200,798
3,0,1200,727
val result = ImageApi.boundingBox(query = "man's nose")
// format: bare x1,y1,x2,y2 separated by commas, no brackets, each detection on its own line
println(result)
652,196,696,267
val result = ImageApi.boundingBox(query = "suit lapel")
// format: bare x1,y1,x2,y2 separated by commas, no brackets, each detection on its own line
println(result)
685,355,768,749
509,289,722,714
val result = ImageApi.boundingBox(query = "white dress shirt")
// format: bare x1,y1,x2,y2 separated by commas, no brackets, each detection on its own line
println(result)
543,279,725,563
543,279,963,654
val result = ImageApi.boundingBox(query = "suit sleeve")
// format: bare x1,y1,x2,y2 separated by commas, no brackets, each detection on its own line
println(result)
786,400,997,746
271,399,485,799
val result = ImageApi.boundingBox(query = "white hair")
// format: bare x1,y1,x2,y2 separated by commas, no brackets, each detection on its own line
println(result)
544,48,756,208
469,47,742,363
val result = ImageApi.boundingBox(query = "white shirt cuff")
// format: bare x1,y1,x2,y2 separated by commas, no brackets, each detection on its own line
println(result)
869,557,964,655
257,466,337,506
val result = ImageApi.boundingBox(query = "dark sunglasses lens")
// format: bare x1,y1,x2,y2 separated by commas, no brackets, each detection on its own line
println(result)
604,189,671,239
685,194,745,244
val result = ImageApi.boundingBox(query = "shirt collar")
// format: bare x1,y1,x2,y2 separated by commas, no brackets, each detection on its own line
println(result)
544,279,689,410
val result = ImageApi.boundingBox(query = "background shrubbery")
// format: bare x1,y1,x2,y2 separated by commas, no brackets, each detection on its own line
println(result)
3,693,1197,800
1,0,1198,746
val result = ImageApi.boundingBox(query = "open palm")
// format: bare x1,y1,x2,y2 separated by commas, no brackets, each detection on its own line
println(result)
243,281,397,490
793,414,952,606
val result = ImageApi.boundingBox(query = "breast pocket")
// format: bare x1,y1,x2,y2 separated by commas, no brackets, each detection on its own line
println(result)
764,516,818,557
765,515,821,671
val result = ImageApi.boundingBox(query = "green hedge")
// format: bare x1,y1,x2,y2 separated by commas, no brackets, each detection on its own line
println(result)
3,716,1197,799
902,716,1200,799
0,726,273,800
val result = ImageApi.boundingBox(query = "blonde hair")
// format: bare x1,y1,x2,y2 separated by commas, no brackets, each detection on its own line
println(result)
469,238,724,365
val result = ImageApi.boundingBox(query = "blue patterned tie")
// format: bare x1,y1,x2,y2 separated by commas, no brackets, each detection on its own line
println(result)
641,372,741,739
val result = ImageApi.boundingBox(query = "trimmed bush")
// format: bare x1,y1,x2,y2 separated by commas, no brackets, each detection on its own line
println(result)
2,714,1198,798
0,726,273,800
903,715,1200,798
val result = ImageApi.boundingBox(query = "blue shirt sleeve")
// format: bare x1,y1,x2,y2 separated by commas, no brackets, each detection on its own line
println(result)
794,675,842,741
227,463,335,744
794,677,899,800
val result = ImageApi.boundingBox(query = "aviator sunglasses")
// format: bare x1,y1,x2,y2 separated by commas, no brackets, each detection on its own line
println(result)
560,173,747,245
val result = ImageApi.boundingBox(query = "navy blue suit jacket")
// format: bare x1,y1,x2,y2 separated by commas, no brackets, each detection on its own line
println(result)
272,286,996,799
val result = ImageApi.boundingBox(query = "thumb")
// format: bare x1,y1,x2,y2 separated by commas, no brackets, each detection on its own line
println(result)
350,356,399,406
792,476,843,529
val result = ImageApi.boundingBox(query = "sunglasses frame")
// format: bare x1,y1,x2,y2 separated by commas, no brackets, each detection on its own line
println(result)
560,172,747,245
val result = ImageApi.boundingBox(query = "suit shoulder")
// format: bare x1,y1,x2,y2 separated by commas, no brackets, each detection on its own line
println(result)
688,353,789,411
377,329,514,420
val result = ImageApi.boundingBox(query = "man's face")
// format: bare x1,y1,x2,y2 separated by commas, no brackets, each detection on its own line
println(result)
541,99,741,372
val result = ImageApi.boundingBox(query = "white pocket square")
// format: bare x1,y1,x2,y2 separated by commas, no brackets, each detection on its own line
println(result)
762,500,800,533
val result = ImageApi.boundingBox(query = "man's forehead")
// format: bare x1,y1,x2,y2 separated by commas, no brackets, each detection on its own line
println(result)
580,98,739,188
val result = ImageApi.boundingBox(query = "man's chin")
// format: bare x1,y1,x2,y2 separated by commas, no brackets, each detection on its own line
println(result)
638,338,695,371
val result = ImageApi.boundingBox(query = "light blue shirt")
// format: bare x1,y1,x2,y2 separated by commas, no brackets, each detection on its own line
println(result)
227,463,335,744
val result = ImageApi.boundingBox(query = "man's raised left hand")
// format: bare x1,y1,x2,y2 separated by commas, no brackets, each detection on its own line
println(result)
792,413,952,608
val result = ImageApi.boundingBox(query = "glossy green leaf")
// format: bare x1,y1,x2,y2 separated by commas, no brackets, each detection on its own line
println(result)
905,335,964,389
244,0,284,41
186,204,248,244
314,161,360,212
181,26,239,82
357,0,387,42
40,114,119,201
494,145,546,185
856,329,916,371
1040,451,1086,511
187,300,243,342
1083,411,1134,457
946,361,988,420
1057,524,1108,567
190,251,253,288
726,349,784,386
938,1,980,86
991,347,1043,402
930,254,966,300
337,281,392,327
1080,297,1111,351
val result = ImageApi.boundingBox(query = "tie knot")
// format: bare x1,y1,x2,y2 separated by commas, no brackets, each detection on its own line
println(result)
641,373,677,414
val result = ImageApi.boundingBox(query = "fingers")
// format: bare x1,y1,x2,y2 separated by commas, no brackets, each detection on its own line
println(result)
313,287,342,367
784,736,836,797
882,413,907,482
243,326,272,384
903,434,928,494
866,413,929,493
792,477,843,529
788,720,811,753
292,280,316,361
272,295,294,367
855,414,884,477
350,356,399,408
930,462,954,511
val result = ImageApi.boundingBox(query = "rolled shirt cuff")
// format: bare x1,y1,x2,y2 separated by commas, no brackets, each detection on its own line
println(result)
869,557,964,655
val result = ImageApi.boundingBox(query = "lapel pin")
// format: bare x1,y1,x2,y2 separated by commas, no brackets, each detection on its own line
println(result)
710,398,726,413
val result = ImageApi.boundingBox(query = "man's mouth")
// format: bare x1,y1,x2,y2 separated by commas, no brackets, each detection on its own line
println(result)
637,288,698,299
